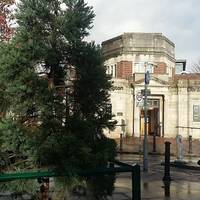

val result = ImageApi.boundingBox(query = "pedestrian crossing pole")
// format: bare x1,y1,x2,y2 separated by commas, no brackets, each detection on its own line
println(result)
120,119,125,152
143,68,150,172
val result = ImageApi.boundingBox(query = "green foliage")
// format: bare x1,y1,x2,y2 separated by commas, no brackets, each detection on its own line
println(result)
87,174,116,199
0,119,26,153
0,178,38,196
34,124,117,170
52,175,116,199
0,119,33,155
0,0,117,172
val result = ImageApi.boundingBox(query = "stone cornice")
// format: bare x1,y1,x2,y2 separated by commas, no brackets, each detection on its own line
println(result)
103,49,175,63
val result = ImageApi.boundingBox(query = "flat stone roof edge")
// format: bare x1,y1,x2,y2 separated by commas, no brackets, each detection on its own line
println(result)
102,32,175,47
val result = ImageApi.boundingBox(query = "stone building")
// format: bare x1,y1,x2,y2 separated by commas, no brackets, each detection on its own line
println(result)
102,32,200,139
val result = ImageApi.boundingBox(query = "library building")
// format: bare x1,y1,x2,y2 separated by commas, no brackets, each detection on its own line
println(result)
102,33,200,139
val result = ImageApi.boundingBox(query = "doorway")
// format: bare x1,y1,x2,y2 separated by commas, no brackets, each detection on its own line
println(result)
140,105,160,136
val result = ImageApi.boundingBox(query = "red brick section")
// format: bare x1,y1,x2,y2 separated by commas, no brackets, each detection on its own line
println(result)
172,67,175,78
154,62,167,74
116,61,132,78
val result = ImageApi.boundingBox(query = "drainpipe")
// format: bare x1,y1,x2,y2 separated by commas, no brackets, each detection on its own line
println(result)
132,85,135,137
187,79,190,137
177,84,179,135
162,95,165,137
131,74,135,137
130,75,135,137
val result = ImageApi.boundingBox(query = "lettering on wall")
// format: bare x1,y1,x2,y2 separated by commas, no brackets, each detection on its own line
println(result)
187,87,200,92
112,86,124,91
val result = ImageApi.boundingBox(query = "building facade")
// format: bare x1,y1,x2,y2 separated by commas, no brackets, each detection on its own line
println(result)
102,33,200,139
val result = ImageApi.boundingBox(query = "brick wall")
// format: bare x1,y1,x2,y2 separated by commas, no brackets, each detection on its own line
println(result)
172,67,175,78
117,61,132,78
154,62,167,74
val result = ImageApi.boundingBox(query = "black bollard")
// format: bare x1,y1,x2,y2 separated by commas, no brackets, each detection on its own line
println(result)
188,135,192,154
163,181,171,197
163,141,171,182
197,160,200,165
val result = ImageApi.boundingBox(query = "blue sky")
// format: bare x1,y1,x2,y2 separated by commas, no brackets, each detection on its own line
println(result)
86,0,200,70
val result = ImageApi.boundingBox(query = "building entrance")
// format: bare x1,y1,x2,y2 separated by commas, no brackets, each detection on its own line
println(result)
140,99,160,137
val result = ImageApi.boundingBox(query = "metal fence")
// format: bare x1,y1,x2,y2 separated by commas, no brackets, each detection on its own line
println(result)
0,160,141,200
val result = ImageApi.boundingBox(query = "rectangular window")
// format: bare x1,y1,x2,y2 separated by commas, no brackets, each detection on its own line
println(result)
135,63,145,73
146,63,154,73
105,66,109,74
135,63,153,73
175,63,184,74
147,99,159,108
153,100,159,107
111,65,113,77
108,66,110,74
114,64,117,77
117,112,123,116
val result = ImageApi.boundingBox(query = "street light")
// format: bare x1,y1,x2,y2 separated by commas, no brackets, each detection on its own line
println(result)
143,63,151,172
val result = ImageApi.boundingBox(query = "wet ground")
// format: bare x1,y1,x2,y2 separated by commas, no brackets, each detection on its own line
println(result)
0,154,200,199
112,154,200,200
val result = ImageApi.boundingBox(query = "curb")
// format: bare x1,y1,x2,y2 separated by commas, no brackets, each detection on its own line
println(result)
161,161,200,170
117,151,199,157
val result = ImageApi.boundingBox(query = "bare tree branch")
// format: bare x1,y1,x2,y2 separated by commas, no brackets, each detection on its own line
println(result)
0,0,15,42
191,60,200,73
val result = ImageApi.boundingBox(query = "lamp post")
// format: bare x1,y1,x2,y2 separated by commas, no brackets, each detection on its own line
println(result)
143,66,150,172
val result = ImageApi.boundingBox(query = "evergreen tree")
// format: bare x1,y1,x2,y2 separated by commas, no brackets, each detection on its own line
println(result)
0,0,116,170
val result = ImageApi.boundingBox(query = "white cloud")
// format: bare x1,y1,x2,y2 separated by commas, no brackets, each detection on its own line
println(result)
85,0,200,69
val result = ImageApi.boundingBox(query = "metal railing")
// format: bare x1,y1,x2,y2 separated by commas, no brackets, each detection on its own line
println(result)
0,160,141,200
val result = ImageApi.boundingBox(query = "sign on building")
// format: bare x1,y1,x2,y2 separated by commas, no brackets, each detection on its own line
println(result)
193,105,200,122
136,92,143,101
136,100,144,107
136,92,144,107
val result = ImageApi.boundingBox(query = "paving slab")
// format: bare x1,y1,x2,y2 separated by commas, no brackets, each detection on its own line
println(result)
116,154,200,200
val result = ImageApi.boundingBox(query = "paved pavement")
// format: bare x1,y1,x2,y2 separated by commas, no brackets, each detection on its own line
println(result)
115,136,200,158
112,136,200,199
112,154,200,200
